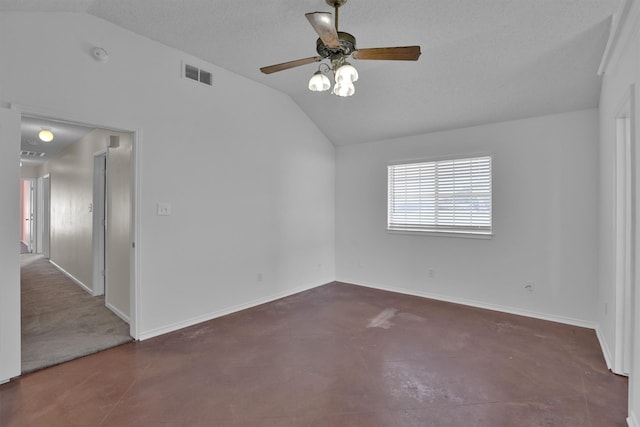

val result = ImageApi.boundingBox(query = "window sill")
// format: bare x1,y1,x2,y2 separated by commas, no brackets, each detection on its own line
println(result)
387,229,493,239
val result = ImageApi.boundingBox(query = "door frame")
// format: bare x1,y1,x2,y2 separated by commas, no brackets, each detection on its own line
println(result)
614,85,636,376
10,102,141,342
41,174,50,258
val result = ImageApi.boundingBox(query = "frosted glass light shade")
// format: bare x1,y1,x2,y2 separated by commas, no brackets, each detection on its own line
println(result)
38,129,54,142
335,63,358,83
308,72,331,91
333,81,355,97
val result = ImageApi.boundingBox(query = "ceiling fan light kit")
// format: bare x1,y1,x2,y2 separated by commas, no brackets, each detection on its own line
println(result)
335,61,358,83
309,56,359,96
260,0,421,97
308,67,331,91
333,80,355,97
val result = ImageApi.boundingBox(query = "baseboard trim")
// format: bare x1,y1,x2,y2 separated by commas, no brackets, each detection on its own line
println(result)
595,324,614,370
138,281,329,341
49,260,93,296
628,412,639,427
106,302,130,324
341,280,597,330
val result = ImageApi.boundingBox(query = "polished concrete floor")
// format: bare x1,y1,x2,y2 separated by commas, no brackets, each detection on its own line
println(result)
0,282,628,426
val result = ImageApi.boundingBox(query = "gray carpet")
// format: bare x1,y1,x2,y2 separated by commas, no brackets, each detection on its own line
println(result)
21,254,132,373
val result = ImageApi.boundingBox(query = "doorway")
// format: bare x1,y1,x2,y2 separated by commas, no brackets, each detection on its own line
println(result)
19,179,34,254
16,113,137,372
20,175,51,257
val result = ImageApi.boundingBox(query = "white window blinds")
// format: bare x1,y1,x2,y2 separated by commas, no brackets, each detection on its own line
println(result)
388,156,492,235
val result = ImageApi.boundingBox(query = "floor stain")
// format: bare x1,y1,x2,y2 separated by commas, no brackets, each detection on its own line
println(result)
367,308,398,329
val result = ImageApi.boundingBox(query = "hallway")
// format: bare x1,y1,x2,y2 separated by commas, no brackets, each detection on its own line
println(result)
21,253,131,373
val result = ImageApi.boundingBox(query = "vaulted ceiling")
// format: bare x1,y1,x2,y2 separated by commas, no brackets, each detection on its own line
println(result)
1,0,622,146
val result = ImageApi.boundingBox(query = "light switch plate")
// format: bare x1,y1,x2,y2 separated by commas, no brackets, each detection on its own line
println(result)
157,202,171,216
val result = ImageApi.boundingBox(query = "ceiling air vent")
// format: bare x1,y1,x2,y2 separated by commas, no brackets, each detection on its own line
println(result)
183,62,212,87
21,150,46,158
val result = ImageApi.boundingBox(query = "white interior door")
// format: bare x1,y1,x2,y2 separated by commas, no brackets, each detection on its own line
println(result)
28,180,35,252
92,152,107,297
41,175,50,258
36,177,43,254
19,180,31,252
104,135,132,323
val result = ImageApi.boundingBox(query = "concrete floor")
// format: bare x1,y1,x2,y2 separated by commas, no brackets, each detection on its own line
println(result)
0,282,628,426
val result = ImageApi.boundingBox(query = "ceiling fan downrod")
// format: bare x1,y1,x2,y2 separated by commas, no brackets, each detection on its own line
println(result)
326,0,347,31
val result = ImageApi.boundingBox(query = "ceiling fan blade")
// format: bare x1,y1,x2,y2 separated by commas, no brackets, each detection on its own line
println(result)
305,12,340,49
260,56,322,74
352,46,422,61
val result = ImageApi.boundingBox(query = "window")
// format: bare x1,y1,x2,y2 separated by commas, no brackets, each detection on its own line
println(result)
387,155,492,235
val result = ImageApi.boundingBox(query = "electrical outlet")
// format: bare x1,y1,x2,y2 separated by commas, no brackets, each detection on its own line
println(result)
257,273,263,282
428,269,434,278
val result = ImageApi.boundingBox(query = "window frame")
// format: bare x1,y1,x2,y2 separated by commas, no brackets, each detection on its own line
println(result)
387,154,493,238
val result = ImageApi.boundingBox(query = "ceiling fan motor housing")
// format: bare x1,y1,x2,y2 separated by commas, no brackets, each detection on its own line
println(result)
326,0,348,7
316,31,356,58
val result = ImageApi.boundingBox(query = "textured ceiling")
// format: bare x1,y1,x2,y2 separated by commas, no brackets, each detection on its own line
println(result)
1,0,622,146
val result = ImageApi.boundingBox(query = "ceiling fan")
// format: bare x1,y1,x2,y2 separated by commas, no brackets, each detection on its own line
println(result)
259,0,421,97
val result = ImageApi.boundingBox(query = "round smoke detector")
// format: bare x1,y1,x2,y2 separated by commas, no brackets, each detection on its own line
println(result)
92,47,109,63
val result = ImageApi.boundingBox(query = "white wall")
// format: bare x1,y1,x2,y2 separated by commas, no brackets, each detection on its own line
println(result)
19,164,40,179
0,108,21,381
336,110,599,326
598,1,640,424
0,10,335,368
